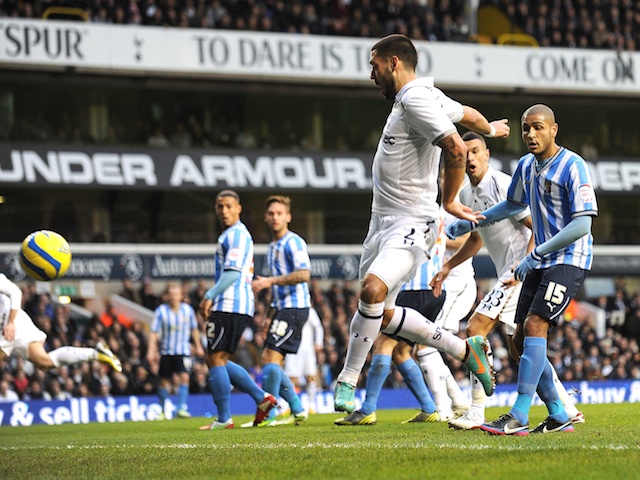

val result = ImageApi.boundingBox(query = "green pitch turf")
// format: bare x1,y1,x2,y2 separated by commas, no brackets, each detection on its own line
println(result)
1,403,638,480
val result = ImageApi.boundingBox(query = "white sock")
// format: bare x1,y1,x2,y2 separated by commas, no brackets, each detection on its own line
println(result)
337,300,384,386
383,307,466,359
49,347,97,368
469,373,487,416
550,361,579,417
307,379,318,412
417,346,452,414
445,373,468,410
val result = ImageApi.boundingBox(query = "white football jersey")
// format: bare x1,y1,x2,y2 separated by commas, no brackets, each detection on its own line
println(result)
0,274,22,327
371,77,464,219
459,165,531,279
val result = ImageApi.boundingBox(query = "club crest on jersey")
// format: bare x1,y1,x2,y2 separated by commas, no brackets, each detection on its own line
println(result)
227,247,242,262
544,180,552,195
579,184,595,203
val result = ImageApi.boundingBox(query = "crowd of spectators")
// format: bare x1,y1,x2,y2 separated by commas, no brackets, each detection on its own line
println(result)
4,0,640,159
0,0,471,43
489,0,640,51
2,0,640,51
1,275,639,405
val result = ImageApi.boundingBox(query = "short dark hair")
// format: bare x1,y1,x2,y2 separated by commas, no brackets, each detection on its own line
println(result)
462,131,486,145
371,34,418,70
216,190,240,202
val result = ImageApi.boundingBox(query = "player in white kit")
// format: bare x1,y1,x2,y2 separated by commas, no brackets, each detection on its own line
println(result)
333,34,511,412
416,209,477,420
0,274,122,374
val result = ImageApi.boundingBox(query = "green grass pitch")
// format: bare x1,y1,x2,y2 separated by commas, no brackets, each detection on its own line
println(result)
1,403,638,480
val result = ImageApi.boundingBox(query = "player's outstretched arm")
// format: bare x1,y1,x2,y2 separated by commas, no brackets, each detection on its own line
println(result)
478,199,526,227
446,199,526,239
459,106,510,139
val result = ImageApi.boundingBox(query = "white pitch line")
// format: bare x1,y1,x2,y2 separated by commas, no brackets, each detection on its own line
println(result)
0,442,637,452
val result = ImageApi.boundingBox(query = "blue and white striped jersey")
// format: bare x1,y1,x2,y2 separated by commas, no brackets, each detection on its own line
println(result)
213,221,255,316
507,147,598,270
151,302,198,356
402,220,446,291
266,231,311,310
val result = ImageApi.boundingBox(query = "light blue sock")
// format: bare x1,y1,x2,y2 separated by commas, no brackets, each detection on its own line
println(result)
158,386,169,412
537,359,569,422
361,354,392,415
262,363,282,420
279,368,304,415
177,384,189,411
511,337,547,425
227,360,264,403
397,358,436,414
208,365,231,422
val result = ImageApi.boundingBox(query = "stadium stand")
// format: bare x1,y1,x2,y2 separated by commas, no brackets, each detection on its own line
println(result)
0,0,471,42
2,0,637,51
481,0,639,51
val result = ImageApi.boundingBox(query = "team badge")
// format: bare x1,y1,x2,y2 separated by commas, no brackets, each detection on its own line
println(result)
579,184,595,203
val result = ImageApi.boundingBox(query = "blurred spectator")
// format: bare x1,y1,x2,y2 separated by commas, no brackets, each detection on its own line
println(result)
111,372,135,396
132,365,157,395
24,379,51,401
100,303,134,329
139,278,160,311
170,121,193,148
89,363,113,396
48,379,70,401
120,278,142,304
52,305,77,346
189,365,210,394
0,380,20,402
608,289,629,334
12,367,30,399
189,278,208,309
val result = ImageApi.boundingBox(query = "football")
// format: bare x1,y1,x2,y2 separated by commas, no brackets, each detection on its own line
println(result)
19,230,72,281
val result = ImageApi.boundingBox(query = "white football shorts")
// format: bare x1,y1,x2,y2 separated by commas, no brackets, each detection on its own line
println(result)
360,214,436,309
0,309,47,360
474,279,521,336
284,342,318,379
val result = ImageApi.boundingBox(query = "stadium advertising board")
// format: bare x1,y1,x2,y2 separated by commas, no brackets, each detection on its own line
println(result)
0,19,638,95
0,379,637,426
0,146,372,191
0,245,636,280
0,145,639,194
0,248,363,282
